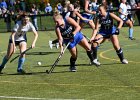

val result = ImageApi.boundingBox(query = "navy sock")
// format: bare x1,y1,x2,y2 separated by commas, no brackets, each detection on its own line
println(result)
91,46,97,59
86,50,94,62
70,57,77,67
116,48,124,62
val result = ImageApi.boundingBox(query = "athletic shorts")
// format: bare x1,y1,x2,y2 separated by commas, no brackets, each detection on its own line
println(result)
120,17,129,23
64,31,83,49
9,39,27,46
80,13,93,23
98,26,117,38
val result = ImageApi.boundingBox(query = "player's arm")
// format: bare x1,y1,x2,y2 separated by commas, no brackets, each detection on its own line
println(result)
110,13,123,29
11,31,16,53
84,0,96,15
118,8,127,16
55,27,63,53
66,17,81,35
11,22,19,53
32,29,38,48
90,17,99,41
118,4,127,16
30,23,38,48
75,11,91,22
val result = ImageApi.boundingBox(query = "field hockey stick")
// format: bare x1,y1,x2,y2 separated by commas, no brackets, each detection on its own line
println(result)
83,34,90,41
81,34,92,44
10,46,32,63
46,41,71,74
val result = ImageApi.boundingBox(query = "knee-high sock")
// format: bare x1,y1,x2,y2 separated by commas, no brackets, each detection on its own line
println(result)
116,48,124,62
17,57,25,70
70,57,77,67
0,56,8,69
129,28,133,38
91,46,97,59
87,50,94,62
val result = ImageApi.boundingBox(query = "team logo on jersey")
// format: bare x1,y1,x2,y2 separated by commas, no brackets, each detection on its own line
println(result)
61,26,73,36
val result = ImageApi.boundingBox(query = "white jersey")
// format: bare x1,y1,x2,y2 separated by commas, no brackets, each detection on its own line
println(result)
119,3,128,20
91,2,99,11
127,4,131,14
11,21,36,41
65,12,70,19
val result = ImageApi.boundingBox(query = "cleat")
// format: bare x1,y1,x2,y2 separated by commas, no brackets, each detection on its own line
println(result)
0,65,3,74
17,69,26,74
91,59,101,66
121,59,128,64
0,70,3,74
69,66,76,72
129,37,135,40
56,43,59,49
49,40,53,49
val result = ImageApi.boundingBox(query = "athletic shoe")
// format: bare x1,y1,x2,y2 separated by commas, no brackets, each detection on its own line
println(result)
91,59,101,66
0,65,3,74
56,43,59,49
49,40,53,49
69,66,76,72
129,37,135,40
0,69,3,74
17,69,26,74
121,59,128,64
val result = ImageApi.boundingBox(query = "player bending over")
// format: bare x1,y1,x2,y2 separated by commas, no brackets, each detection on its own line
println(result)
53,13,97,72
0,14,38,74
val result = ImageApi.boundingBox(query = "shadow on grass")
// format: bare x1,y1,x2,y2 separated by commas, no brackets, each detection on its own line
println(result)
0,63,123,76
5,71,48,76
13,51,59,56
34,64,91,68
26,51,59,55
4,70,71,76
34,62,121,68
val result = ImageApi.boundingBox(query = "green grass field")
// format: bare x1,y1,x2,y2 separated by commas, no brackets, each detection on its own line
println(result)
0,26,140,100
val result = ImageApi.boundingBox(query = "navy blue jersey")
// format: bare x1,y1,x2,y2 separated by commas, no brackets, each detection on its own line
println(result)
65,11,78,22
97,13,118,38
69,11,78,22
98,12,113,30
57,19,75,39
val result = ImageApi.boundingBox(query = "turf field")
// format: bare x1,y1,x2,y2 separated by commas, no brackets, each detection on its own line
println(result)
0,26,140,100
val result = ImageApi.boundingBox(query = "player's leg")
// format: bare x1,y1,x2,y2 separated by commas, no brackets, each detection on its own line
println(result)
78,37,93,61
126,19,135,40
91,34,105,66
0,42,14,73
79,13,92,30
79,22,85,30
88,20,95,29
110,35,128,64
17,41,27,73
78,35,101,66
49,39,59,49
69,47,77,72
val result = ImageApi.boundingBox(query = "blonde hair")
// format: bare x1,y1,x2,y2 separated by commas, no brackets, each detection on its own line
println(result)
53,13,63,20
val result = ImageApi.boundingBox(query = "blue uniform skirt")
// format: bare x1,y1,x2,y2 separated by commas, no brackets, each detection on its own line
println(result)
98,26,117,38
81,13,94,23
63,31,83,49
